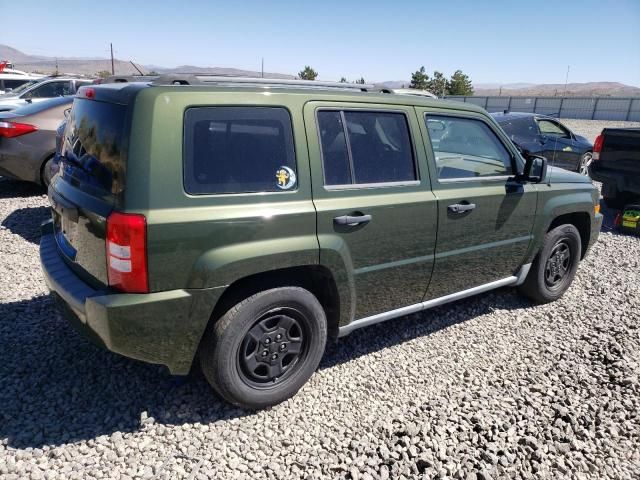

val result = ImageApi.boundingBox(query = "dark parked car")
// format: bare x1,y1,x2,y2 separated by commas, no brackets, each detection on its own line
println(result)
0,96,72,185
589,128,640,208
491,112,593,175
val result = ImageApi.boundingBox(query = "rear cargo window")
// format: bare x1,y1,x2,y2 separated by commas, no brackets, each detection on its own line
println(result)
61,99,127,196
184,107,297,194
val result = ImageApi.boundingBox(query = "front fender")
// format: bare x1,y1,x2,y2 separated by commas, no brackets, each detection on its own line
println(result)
526,185,597,262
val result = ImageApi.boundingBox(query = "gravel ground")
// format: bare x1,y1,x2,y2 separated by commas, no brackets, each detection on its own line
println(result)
559,119,640,143
1,120,639,479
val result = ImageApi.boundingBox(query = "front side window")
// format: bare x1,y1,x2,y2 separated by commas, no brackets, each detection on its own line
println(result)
28,81,72,98
317,109,416,186
184,107,297,194
425,115,513,180
537,119,570,139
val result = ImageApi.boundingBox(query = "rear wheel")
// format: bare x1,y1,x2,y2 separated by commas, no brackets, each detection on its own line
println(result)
519,224,581,304
578,152,592,176
199,287,327,409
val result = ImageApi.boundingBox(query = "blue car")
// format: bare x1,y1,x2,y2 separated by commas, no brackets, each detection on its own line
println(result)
491,112,593,175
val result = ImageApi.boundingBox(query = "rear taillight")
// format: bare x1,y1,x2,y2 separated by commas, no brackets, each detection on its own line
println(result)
106,212,148,293
0,121,37,138
593,133,603,161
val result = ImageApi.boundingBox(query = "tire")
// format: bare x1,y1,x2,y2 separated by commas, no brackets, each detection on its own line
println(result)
199,287,327,409
519,224,582,304
578,152,592,176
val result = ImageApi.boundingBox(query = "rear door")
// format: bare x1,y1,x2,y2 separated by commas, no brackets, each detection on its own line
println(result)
416,109,537,299
304,102,437,321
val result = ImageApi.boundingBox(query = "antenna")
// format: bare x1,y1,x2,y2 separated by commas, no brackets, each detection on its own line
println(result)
548,65,570,186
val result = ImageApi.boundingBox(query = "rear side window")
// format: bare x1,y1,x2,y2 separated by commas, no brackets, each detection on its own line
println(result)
184,107,297,194
317,110,416,186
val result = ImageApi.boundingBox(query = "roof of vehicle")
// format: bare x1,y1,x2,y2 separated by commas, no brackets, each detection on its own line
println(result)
490,111,555,121
81,78,487,114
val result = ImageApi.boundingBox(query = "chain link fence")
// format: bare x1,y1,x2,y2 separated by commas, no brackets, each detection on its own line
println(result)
444,96,640,121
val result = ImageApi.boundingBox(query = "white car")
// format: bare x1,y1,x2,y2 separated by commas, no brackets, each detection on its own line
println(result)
0,68,43,94
0,77,93,111
392,88,437,98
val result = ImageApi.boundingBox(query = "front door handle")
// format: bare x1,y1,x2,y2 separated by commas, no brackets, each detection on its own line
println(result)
334,214,372,226
448,203,476,214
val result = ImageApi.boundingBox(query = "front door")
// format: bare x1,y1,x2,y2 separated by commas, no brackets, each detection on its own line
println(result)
417,109,538,300
536,118,579,171
304,102,438,321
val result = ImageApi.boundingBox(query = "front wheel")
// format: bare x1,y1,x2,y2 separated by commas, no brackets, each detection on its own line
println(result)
519,224,582,304
199,287,327,409
578,152,592,176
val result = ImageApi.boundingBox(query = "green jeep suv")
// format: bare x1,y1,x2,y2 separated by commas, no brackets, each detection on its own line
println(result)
40,77,602,408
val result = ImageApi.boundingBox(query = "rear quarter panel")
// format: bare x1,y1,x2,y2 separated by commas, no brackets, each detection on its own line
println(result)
125,88,319,292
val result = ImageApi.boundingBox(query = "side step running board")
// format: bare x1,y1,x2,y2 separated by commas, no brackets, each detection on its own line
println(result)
338,263,531,337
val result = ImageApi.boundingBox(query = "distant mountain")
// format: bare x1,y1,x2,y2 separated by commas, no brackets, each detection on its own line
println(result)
474,82,640,97
2,45,638,96
0,44,294,79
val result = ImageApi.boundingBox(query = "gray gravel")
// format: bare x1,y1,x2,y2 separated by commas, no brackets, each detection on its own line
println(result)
1,120,639,479
559,119,640,143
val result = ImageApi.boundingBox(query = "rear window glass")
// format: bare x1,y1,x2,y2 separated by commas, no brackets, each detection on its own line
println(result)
184,107,297,194
61,99,127,195
317,110,416,186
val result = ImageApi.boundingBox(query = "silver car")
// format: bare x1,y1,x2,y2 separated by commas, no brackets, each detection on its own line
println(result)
0,77,92,112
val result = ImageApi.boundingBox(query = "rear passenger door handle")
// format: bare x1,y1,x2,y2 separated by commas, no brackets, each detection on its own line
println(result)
334,214,372,226
448,203,476,214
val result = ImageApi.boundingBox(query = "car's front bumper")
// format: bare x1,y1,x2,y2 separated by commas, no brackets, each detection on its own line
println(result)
39,220,224,374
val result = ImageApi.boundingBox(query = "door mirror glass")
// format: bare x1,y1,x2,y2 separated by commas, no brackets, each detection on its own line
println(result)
521,155,547,183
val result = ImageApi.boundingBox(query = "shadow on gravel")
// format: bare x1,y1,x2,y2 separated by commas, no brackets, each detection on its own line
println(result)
0,287,530,449
0,177,45,199
1,206,50,244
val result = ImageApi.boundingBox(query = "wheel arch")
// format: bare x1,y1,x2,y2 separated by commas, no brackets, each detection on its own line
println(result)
207,265,342,339
547,211,591,259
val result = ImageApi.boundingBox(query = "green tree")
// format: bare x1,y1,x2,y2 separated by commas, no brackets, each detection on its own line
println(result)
427,71,448,97
339,77,348,83
298,66,318,80
355,77,366,84
409,66,429,90
447,70,474,96
96,70,112,79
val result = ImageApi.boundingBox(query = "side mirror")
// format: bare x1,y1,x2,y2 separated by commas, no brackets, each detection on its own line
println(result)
520,155,547,183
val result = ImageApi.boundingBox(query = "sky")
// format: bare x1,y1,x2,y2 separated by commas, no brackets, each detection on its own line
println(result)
3,0,640,86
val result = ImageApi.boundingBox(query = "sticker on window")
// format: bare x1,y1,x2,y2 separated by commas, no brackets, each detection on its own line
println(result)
276,166,296,190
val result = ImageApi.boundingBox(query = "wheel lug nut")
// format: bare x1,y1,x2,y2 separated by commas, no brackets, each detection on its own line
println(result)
265,338,271,344
271,354,278,360
280,344,286,351
276,334,282,340
261,351,268,357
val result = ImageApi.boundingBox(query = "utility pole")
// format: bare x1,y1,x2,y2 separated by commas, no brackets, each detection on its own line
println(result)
110,43,115,75
261,58,264,78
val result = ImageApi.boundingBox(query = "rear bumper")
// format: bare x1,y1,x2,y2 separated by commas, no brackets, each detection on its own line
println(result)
39,220,224,374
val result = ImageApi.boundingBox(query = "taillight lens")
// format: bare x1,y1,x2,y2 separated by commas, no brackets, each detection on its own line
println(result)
106,212,148,293
593,133,603,161
0,121,37,138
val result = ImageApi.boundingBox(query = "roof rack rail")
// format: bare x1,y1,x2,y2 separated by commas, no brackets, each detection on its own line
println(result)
149,74,380,92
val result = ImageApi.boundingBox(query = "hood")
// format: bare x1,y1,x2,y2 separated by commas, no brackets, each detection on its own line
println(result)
546,166,592,184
